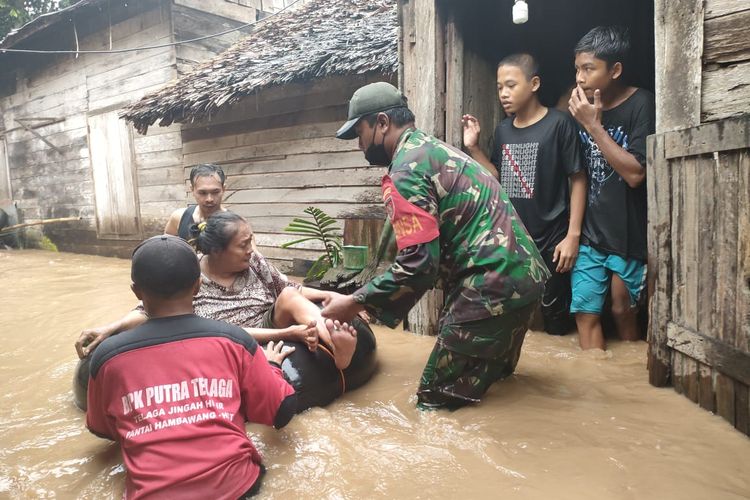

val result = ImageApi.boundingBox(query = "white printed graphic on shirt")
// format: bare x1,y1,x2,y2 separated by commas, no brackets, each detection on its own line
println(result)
120,377,236,440
579,126,630,206
499,142,538,199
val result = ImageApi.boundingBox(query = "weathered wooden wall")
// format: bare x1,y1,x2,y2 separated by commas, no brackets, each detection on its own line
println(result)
0,0,262,256
398,0,447,335
400,0,445,139
399,0,502,335
656,0,750,130
0,0,179,255
648,117,750,435
649,0,750,435
702,0,750,123
442,9,501,154
654,0,704,132
179,74,388,272
172,0,257,74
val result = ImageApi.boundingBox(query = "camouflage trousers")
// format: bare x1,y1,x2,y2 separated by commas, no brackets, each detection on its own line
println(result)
417,300,538,409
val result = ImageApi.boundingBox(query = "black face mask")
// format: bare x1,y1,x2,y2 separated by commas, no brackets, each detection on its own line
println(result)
364,124,390,166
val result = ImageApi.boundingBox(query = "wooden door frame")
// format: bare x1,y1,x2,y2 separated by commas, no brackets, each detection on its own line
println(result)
647,116,750,387
86,108,143,240
0,137,11,204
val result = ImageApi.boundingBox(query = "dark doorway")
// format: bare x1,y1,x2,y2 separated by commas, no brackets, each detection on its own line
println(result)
439,0,654,338
450,0,654,109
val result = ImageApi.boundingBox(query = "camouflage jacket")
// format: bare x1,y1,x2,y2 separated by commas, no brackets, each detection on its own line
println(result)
353,128,550,328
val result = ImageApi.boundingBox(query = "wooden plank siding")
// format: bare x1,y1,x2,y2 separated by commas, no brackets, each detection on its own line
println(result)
180,97,388,271
649,116,750,435
654,0,704,133
646,134,672,385
704,0,749,20
0,1,267,256
701,4,750,122
172,1,256,74
397,0,447,335
0,1,180,256
172,73,392,272
87,110,141,238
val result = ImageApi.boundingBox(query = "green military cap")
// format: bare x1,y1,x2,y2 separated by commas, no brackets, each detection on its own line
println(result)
336,82,407,140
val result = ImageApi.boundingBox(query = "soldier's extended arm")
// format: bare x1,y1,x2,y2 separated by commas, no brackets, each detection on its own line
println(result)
352,238,440,327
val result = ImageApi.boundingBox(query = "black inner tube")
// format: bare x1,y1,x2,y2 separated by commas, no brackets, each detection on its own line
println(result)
73,316,378,413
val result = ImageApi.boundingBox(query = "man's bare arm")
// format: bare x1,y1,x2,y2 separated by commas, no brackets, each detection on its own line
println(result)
164,208,185,236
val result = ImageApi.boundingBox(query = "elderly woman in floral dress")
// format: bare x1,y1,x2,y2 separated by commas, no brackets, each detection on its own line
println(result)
76,212,357,370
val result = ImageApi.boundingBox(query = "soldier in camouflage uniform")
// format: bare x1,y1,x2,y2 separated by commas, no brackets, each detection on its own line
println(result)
322,82,549,409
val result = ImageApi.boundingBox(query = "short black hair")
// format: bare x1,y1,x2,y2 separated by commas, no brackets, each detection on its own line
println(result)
189,163,226,186
362,106,416,127
196,211,246,255
131,235,200,298
574,26,631,67
497,53,540,81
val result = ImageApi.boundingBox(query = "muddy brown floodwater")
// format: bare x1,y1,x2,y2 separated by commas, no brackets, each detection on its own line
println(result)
1,249,749,499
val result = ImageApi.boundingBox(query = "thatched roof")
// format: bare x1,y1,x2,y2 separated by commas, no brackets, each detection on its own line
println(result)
122,0,398,134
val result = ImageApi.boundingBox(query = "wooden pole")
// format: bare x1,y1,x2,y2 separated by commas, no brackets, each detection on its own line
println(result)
646,134,672,387
399,0,446,336
0,216,81,234
13,119,63,154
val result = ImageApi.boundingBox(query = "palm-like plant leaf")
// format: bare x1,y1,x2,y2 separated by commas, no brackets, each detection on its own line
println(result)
282,206,343,276
280,237,319,248
306,254,331,281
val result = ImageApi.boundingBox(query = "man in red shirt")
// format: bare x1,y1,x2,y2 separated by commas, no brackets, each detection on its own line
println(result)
86,235,296,499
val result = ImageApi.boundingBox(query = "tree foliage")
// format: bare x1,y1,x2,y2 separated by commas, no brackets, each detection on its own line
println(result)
0,0,77,40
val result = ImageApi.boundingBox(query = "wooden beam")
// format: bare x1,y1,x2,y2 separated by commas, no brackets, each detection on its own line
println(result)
174,0,257,24
654,0,704,132
397,0,447,336
701,61,750,123
0,216,81,234
1,117,64,137
462,47,501,158
715,372,736,425
735,381,750,435
444,12,464,148
704,0,749,20
398,0,416,97
406,288,444,336
698,362,716,412
646,133,672,386
667,321,750,387
403,0,445,137
663,115,750,159
703,9,750,64
13,119,63,154
736,148,750,369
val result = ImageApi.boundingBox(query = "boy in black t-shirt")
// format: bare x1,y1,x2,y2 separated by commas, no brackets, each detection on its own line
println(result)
567,26,655,350
462,53,587,336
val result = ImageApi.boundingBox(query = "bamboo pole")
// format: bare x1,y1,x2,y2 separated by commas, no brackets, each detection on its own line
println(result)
0,216,81,234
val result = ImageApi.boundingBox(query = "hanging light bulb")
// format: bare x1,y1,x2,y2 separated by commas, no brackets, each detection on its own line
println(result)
513,0,529,24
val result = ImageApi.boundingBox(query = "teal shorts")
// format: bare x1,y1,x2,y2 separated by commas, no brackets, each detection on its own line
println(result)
570,245,646,315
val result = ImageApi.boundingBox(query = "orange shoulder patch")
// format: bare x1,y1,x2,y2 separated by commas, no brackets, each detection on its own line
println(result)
381,175,440,250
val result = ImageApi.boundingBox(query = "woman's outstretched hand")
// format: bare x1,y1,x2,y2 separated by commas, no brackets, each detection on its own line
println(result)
285,322,319,351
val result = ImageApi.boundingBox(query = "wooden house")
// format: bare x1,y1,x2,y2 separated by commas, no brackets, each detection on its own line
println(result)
122,0,397,270
647,0,750,436
396,0,749,433
0,0,284,256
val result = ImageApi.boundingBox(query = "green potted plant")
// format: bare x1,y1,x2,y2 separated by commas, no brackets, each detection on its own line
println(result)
281,207,342,282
